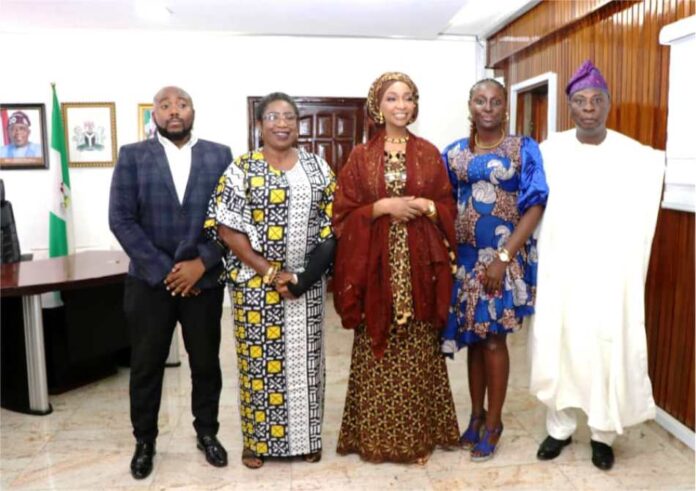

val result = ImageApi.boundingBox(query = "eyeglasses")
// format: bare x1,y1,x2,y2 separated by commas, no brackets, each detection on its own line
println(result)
262,112,298,123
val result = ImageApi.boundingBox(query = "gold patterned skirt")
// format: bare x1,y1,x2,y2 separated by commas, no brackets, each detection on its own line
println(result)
336,321,460,463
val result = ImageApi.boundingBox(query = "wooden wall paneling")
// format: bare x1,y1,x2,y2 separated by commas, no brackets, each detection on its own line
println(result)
645,210,694,426
656,4,671,150
687,349,695,428
676,213,694,425
664,212,687,416
667,237,681,418
645,210,674,411
486,0,615,67
678,212,693,425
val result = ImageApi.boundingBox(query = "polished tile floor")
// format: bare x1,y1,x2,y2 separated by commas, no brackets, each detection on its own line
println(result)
1,296,694,490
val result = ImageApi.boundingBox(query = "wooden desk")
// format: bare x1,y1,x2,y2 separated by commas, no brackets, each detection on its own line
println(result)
0,250,129,414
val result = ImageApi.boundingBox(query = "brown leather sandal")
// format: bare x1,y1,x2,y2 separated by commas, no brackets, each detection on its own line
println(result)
241,448,264,469
303,450,322,463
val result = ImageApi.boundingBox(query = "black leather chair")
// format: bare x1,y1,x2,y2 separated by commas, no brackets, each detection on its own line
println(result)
0,179,22,264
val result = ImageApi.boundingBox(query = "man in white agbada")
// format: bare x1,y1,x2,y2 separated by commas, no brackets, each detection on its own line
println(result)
529,60,665,471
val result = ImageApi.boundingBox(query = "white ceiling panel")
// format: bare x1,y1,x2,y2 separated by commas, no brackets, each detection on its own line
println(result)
0,0,538,38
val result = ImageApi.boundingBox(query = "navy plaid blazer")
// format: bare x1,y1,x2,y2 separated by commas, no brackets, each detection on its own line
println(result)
109,137,232,288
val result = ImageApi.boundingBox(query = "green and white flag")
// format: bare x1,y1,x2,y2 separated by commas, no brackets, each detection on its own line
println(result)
43,84,74,308
48,83,74,258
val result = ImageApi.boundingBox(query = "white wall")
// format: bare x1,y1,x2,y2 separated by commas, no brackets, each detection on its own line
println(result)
0,30,478,255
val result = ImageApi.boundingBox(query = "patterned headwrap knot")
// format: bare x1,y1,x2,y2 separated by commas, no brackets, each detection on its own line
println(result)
366,72,419,125
566,60,609,96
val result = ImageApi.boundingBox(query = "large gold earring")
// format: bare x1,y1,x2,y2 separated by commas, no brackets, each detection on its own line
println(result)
377,111,384,124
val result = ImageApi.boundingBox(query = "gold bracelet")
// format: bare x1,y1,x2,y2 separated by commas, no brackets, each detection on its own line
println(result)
262,264,278,285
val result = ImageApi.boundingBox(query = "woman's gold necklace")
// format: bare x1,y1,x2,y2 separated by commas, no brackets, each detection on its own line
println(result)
384,135,409,144
475,130,506,150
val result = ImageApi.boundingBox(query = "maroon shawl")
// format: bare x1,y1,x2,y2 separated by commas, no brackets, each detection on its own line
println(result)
332,130,456,358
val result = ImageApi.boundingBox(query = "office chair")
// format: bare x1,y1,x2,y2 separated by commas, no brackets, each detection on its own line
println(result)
0,179,22,264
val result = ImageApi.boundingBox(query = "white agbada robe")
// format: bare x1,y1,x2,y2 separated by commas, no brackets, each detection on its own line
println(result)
529,129,665,434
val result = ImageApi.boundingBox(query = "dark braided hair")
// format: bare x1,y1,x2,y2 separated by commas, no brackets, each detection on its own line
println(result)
468,78,507,152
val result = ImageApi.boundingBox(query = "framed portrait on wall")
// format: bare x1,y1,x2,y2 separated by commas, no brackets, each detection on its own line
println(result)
61,102,117,167
0,103,49,170
138,103,156,141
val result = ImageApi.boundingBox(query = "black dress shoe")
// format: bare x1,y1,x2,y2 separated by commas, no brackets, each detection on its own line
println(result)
130,440,155,479
197,435,228,467
537,435,572,460
591,440,614,470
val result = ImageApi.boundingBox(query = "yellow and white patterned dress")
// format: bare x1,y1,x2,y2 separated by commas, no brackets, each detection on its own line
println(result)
206,149,335,457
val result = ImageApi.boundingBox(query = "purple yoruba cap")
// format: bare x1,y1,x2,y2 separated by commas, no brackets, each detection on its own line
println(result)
566,60,609,96
7,111,31,128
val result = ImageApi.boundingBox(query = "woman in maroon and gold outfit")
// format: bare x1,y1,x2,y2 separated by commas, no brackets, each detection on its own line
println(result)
333,72,459,464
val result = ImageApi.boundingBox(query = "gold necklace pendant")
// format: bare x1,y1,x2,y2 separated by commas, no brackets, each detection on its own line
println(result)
384,135,409,144
475,130,506,150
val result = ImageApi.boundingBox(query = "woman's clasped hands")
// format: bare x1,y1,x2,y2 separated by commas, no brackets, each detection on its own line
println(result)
273,271,298,300
376,196,432,222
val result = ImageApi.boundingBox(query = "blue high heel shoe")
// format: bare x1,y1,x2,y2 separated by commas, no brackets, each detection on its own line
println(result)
470,424,503,462
459,411,486,450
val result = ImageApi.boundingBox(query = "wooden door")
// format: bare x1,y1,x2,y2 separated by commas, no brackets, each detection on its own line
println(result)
515,92,526,135
247,96,375,174
515,84,549,142
531,92,548,142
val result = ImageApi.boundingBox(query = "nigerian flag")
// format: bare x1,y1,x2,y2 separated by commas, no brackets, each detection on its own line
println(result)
48,84,74,257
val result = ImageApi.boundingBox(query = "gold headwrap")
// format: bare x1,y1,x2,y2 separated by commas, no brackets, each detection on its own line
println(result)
366,72,419,125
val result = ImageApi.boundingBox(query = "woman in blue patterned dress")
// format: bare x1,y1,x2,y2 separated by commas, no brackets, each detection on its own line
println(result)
441,79,548,461
206,92,335,469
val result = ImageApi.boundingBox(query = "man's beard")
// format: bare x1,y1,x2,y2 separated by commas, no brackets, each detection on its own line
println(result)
155,121,193,142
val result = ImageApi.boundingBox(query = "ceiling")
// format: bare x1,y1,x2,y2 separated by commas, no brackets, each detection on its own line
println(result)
0,0,538,39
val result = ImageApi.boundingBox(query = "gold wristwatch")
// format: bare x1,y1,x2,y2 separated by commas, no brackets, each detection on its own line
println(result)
497,247,511,263
425,200,437,218
262,265,278,285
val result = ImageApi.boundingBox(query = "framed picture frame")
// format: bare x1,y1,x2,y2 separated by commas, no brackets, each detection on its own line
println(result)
0,103,49,170
61,102,118,168
138,103,156,141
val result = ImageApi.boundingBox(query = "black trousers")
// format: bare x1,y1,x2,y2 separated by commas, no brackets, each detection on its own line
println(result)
124,276,224,442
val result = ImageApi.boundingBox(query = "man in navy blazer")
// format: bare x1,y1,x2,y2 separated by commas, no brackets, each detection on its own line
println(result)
109,86,231,479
